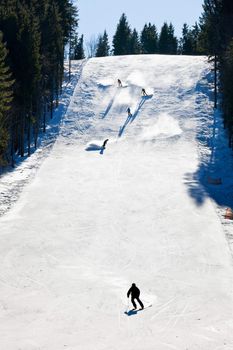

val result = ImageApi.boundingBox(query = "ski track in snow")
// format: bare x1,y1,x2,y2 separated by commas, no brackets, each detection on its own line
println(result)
0,55,233,349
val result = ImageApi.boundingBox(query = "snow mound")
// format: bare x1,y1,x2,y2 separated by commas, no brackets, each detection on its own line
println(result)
140,113,182,141
127,70,147,87
97,78,114,89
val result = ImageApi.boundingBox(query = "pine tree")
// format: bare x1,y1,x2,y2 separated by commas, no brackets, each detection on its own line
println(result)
159,22,177,54
0,31,14,165
180,23,194,55
102,30,110,56
198,0,221,56
16,1,41,156
140,23,158,54
61,0,78,80
56,0,78,44
191,22,201,54
96,30,110,57
129,28,141,54
40,0,64,122
86,35,98,58
73,34,85,59
222,39,233,133
167,23,177,54
218,1,233,144
158,22,169,54
112,13,131,55
199,0,222,109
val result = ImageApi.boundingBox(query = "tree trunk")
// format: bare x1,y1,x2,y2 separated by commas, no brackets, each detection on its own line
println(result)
69,36,72,81
20,111,25,157
10,123,15,168
50,96,53,119
43,102,46,132
27,113,31,157
214,54,217,109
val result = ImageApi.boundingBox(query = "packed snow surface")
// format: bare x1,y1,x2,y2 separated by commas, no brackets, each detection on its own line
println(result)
1,55,233,349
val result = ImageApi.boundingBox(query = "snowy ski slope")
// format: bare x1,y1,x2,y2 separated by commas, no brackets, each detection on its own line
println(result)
1,55,233,349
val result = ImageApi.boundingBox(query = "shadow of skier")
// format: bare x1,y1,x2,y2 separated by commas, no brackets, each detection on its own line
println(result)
85,143,102,151
124,309,138,316
101,90,119,118
130,95,153,123
118,114,132,137
85,143,106,155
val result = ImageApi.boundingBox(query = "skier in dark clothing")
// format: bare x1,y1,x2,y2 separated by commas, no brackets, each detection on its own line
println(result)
141,88,147,96
127,107,132,117
102,139,109,149
118,79,122,87
127,283,144,310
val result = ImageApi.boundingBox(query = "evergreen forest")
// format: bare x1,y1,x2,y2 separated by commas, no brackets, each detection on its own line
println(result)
0,0,78,166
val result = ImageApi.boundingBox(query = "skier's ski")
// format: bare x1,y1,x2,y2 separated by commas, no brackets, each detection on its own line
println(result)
138,304,152,311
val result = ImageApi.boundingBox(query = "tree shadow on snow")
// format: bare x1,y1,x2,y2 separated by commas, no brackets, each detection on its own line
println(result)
184,72,233,208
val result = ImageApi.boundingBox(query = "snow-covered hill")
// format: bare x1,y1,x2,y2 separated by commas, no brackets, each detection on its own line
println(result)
1,55,233,349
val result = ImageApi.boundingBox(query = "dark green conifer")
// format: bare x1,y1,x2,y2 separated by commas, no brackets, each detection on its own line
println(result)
167,23,177,54
112,13,131,55
96,30,110,57
0,31,14,165
129,28,141,54
140,23,158,54
158,22,177,54
180,23,193,55
73,34,85,59
158,22,169,54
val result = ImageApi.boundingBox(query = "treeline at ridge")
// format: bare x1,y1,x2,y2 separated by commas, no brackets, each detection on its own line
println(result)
111,14,201,56
0,0,78,167
74,13,203,59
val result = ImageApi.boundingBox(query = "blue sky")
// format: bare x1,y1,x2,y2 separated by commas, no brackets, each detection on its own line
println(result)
75,0,204,46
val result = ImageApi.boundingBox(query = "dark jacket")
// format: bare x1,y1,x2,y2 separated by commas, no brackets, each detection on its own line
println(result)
127,285,140,298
